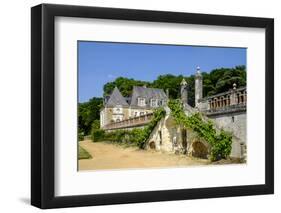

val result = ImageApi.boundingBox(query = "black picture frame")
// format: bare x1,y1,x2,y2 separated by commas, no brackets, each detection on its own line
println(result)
31,3,274,209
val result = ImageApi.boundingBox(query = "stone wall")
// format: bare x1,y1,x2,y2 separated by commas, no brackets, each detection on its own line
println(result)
146,114,183,153
208,111,247,159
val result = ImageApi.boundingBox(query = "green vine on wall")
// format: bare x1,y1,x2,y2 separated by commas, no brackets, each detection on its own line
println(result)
168,100,232,161
91,108,166,149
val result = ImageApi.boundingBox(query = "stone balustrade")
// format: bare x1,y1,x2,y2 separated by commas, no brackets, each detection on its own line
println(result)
103,113,154,130
198,86,247,114
209,87,246,109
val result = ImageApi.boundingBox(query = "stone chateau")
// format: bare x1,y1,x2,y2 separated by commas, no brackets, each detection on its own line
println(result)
100,85,168,127
100,67,247,160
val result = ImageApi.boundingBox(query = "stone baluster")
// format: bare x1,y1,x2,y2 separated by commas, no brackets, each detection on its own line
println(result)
214,98,217,109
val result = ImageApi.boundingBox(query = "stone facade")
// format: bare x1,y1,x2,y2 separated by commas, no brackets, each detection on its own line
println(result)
100,86,168,129
209,112,246,158
100,106,131,127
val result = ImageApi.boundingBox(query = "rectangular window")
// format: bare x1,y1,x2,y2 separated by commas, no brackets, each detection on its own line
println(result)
150,99,157,107
159,99,165,106
138,98,146,106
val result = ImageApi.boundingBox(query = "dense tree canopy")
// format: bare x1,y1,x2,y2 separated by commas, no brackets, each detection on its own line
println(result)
203,65,246,96
78,66,246,136
103,77,149,97
103,65,246,105
78,97,103,135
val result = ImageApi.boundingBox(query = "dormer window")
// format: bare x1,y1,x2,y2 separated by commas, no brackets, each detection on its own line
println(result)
138,98,146,106
150,99,158,107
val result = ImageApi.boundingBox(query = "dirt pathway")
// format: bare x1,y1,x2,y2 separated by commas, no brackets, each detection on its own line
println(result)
79,140,210,171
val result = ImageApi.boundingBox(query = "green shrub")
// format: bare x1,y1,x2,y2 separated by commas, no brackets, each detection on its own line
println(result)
78,132,84,141
130,128,149,148
91,129,105,142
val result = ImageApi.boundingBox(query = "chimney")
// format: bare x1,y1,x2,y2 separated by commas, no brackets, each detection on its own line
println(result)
104,95,110,104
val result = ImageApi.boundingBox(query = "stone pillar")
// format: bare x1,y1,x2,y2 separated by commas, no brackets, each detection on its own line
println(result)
180,78,188,104
195,66,203,107
230,83,237,105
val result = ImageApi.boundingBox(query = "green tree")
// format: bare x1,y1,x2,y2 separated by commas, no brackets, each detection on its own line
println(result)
151,74,182,99
103,77,149,97
78,97,103,135
202,66,246,96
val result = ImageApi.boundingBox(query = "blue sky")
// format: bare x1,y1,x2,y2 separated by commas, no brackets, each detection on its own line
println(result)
78,41,246,102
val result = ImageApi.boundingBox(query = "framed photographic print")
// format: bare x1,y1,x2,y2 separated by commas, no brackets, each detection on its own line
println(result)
31,3,274,209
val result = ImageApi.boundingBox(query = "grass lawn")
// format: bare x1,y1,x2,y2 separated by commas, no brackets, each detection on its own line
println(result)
78,145,92,160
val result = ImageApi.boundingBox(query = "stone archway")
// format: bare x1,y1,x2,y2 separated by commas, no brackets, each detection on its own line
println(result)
191,141,208,159
149,141,156,150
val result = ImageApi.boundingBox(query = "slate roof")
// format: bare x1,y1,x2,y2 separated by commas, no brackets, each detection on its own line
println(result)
130,86,168,107
105,87,129,107
105,86,167,108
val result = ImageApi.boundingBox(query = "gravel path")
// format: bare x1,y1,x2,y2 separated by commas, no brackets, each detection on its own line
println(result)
78,140,210,171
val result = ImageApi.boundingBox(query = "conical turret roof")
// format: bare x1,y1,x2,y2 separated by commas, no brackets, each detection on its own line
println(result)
105,87,129,107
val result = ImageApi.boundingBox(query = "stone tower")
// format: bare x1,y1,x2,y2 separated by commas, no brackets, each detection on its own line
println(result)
195,66,203,107
180,78,188,104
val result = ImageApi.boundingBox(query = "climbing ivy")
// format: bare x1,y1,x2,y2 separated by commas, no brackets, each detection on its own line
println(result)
91,108,166,149
168,100,232,161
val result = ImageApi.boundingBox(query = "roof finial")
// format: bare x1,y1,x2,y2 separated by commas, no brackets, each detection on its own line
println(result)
233,83,237,90
196,66,201,74
180,78,187,86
